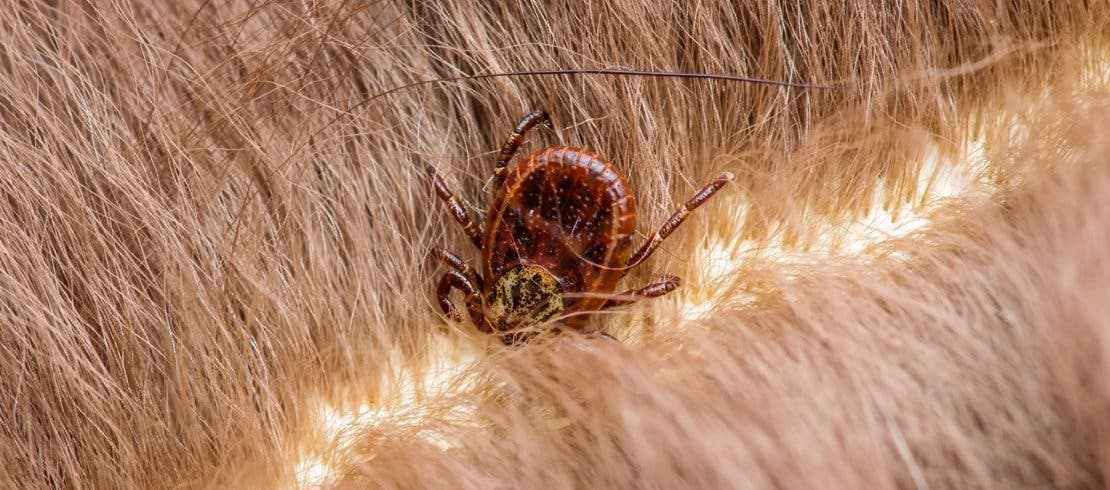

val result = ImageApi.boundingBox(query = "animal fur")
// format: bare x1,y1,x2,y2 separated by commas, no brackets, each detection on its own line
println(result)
0,1,1106,488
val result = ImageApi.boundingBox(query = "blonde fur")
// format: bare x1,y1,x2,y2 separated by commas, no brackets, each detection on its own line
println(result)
0,1,1106,488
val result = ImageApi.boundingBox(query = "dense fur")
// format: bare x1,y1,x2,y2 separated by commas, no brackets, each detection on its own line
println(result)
0,1,1106,488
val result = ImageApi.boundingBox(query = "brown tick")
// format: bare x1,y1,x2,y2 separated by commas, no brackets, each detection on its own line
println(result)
427,110,732,344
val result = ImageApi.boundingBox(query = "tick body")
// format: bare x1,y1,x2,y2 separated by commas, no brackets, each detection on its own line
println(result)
428,110,731,344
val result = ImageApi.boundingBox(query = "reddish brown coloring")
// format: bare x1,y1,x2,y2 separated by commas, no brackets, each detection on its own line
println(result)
428,110,731,344
485,146,636,324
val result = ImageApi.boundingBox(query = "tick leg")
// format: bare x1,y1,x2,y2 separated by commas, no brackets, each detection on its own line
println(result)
430,247,484,290
435,272,465,322
623,172,733,275
425,164,483,247
603,275,681,308
436,270,491,332
494,110,550,188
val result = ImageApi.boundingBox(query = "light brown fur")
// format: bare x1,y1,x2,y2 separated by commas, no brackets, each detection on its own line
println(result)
0,1,1106,488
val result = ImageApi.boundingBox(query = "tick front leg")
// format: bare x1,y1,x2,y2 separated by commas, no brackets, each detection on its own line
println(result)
603,275,681,308
425,164,483,247
623,172,733,275
435,270,491,333
430,247,484,290
494,110,550,188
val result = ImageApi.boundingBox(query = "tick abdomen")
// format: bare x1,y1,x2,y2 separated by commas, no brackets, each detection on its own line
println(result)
482,146,637,328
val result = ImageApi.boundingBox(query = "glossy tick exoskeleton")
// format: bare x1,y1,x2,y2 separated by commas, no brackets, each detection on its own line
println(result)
427,110,732,344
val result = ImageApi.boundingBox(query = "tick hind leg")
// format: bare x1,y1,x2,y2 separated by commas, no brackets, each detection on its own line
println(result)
494,110,550,188
623,172,734,275
425,164,483,247
603,275,681,308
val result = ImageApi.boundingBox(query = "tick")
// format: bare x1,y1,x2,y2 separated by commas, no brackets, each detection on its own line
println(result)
427,110,732,344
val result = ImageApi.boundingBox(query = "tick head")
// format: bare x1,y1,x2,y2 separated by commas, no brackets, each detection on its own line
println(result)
486,264,566,333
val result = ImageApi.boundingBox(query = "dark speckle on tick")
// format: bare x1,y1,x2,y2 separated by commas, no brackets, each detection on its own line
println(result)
430,111,732,344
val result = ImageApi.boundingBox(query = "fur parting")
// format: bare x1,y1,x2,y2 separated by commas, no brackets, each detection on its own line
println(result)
332,93,1110,489
0,0,1105,488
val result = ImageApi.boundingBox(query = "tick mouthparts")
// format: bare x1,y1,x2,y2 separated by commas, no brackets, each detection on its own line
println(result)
721,171,735,181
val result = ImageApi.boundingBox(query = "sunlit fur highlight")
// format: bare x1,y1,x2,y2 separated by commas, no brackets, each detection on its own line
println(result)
0,1,1105,488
